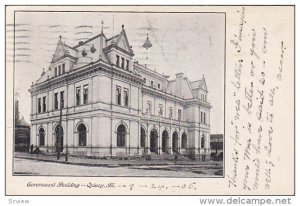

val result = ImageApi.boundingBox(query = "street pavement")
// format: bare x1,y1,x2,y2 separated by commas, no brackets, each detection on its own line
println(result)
14,152,223,177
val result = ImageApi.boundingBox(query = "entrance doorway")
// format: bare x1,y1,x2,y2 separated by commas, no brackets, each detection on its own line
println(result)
150,129,158,153
172,131,178,153
162,130,169,152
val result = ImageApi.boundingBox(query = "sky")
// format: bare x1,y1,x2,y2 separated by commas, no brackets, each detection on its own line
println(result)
8,11,225,134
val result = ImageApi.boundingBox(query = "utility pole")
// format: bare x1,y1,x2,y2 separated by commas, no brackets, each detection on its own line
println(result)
179,118,181,154
57,95,63,160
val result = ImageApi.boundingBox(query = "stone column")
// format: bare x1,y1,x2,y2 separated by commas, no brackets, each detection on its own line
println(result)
158,122,162,154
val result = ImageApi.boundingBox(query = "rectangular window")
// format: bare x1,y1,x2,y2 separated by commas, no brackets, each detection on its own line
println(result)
169,107,173,119
178,109,182,121
204,112,206,124
62,63,65,74
38,98,41,113
54,93,58,110
201,111,203,123
116,55,120,67
126,59,129,70
76,87,81,106
55,67,57,77
124,89,129,107
121,57,125,69
42,96,46,112
60,91,64,108
116,86,121,105
143,78,146,83
147,102,152,114
151,81,154,88
159,104,163,116
158,83,161,89
83,85,88,104
58,65,61,75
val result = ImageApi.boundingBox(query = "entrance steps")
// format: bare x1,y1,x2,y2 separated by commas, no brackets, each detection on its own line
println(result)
162,152,191,161
147,152,192,161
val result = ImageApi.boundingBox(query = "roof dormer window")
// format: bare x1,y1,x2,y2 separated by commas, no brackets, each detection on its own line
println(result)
116,55,120,67
82,49,87,57
54,63,66,77
62,63,65,74
126,59,129,70
90,45,96,53
58,65,61,75
121,57,125,69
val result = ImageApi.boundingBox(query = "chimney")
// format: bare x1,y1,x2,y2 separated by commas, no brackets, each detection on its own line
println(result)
15,100,20,124
176,72,184,98
99,20,104,59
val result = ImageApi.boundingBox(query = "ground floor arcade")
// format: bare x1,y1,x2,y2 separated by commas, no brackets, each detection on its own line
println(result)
31,115,211,159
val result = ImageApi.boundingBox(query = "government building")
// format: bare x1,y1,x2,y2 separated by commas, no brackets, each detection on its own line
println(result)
29,24,212,160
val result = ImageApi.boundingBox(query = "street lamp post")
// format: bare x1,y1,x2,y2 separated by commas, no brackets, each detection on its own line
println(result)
57,97,63,160
179,118,181,154
146,108,150,154
158,115,161,155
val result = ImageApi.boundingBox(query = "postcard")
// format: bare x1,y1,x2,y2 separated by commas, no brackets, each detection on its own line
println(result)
5,5,294,195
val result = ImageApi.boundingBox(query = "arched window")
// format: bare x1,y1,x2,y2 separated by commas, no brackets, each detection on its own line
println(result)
162,130,169,152
150,129,158,153
172,131,178,152
78,123,87,146
140,127,146,147
117,124,126,147
181,133,187,149
39,128,45,146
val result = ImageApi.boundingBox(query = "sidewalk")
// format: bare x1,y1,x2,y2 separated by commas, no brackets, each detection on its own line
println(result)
14,152,223,168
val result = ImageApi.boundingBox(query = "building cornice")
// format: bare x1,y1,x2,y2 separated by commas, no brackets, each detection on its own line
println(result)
103,43,134,57
184,98,212,109
134,63,168,82
142,86,184,104
51,54,78,64
29,60,144,95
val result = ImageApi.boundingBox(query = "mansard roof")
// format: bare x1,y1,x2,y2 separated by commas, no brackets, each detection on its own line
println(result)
34,25,208,100
166,78,194,99
191,75,208,92
103,28,134,56
52,37,77,63
35,67,51,84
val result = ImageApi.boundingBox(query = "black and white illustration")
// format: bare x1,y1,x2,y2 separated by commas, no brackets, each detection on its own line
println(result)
12,11,225,177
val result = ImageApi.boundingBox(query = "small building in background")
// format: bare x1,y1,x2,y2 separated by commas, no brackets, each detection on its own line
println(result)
210,134,223,155
14,100,31,152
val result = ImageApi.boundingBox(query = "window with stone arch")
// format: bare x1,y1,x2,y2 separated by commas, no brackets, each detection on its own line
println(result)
117,124,126,147
78,123,87,146
181,133,187,149
39,127,45,146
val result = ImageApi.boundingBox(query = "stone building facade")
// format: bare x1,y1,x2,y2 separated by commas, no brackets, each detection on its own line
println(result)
29,25,212,159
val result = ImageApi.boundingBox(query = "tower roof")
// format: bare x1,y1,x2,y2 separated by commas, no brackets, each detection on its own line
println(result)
17,116,30,127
